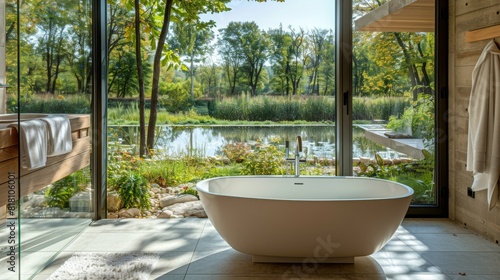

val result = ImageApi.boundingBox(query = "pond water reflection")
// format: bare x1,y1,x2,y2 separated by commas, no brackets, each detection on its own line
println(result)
108,125,408,160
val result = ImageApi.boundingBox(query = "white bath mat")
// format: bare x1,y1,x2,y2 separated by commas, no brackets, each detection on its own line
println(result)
47,252,159,280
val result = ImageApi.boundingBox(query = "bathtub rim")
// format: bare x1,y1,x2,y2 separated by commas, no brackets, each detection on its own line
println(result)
196,175,414,202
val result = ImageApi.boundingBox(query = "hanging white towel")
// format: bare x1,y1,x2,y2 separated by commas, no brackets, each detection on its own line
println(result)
466,40,500,210
41,115,73,156
9,119,48,170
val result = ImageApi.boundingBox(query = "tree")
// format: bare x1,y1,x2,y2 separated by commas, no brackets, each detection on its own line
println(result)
129,0,283,153
353,0,434,99
144,0,231,152
169,22,215,100
288,27,307,95
307,28,329,95
220,21,270,96
218,26,245,95
318,31,335,96
268,24,292,95
37,2,73,94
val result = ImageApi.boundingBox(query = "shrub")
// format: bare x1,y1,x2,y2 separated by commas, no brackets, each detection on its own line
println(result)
45,170,90,209
116,172,151,210
179,185,199,199
387,93,435,149
222,142,251,163
241,144,285,175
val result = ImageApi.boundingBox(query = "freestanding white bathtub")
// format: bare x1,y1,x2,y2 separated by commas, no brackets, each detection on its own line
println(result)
196,176,413,263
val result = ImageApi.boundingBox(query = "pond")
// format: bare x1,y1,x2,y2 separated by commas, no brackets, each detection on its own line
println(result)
108,124,408,160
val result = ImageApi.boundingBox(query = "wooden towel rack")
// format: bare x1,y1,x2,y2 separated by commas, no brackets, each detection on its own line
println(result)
466,24,500,43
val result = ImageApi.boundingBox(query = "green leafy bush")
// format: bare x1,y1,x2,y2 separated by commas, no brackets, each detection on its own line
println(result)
222,142,251,163
241,144,285,175
179,186,199,199
387,93,435,149
45,170,89,209
116,173,151,210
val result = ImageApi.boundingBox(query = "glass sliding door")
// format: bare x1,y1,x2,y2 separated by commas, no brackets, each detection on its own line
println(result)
1,0,94,278
350,0,447,216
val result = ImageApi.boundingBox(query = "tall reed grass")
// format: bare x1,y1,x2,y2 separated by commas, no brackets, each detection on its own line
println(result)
9,94,91,114
213,95,409,122
8,93,410,123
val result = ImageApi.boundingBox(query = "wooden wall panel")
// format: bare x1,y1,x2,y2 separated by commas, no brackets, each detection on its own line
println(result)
450,0,500,244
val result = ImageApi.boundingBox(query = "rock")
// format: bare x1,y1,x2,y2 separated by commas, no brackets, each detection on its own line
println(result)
118,208,141,218
107,212,119,219
159,194,198,208
163,201,206,218
158,209,174,218
185,209,207,218
21,194,47,210
107,191,124,212
151,187,161,194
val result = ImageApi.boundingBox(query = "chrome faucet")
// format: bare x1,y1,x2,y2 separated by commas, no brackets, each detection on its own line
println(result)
285,135,306,177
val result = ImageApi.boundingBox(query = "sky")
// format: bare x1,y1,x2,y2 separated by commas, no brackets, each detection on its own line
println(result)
200,0,336,31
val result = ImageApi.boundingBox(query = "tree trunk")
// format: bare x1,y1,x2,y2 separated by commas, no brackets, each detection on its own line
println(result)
134,0,146,158
394,33,420,100
147,0,173,150
190,49,195,100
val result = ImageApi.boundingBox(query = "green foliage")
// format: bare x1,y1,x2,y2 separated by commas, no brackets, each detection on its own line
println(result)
179,186,199,199
387,93,435,149
213,95,336,122
107,144,144,190
352,97,410,121
222,142,251,163
213,95,409,122
107,104,216,125
9,94,91,114
116,172,151,210
45,184,78,209
139,158,200,188
45,170,90,209
241,144,285,175
356,151,435,204
158,80,196,112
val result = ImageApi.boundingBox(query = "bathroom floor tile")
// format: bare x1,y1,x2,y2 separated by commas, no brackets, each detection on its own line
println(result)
188,249,303,276
28,251,73,278
384,274,451,280
399,233,500,252
150,251,193,275
420,251,500,276
150,275,187,280
183,276,320,280
30,218,500,280
401,218,470,234
67,231,202,252
91,218,207,233
195,228,231,252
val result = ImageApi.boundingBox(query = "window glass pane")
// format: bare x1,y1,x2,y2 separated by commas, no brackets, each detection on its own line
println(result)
352,0,436,205
2,0,93,277
106,0,336,217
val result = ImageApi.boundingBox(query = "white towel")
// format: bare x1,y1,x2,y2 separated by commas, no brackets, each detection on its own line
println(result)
466,40,500,210
9,119,48,170
41,115,73,156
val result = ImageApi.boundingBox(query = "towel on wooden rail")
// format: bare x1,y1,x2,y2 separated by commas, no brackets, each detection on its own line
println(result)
8,119,48,170
41,115,73,156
